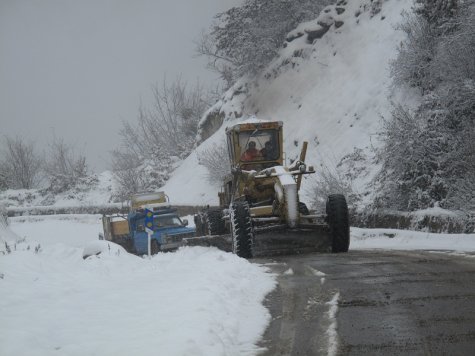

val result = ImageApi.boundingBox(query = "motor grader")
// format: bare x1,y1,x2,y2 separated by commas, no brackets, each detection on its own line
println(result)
190,120,350,258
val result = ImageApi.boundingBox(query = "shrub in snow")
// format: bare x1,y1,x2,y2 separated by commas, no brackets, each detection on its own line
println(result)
375,102,475,212
391,12,438,91
309,159,361,213
197,140,231,185
415,0,458,24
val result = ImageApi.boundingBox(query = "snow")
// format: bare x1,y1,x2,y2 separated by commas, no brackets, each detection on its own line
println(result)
351,227,475,252
2,214,475,355
0,215,276,356
326,292,340,356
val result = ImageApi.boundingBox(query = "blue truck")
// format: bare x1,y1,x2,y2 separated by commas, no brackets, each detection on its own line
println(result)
101,192,195,255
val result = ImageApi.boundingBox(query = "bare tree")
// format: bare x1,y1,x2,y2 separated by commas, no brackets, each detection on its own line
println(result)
110,150,154,200
0,136,42,189
197,139,230,185
44,136,88,193
111,76,213,196
118,77,212,160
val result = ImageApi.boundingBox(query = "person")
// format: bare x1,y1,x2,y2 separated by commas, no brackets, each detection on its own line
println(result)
241,141,262,161
261,141,272,160
260,141,275,160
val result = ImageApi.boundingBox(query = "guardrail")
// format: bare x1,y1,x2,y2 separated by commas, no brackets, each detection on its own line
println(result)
351,209,475,234
6,204,207,218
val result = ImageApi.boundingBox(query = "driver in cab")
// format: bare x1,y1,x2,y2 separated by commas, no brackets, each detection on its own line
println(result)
241,141,262,161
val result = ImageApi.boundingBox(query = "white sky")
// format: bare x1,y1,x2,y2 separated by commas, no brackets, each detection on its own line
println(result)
0,0,241,172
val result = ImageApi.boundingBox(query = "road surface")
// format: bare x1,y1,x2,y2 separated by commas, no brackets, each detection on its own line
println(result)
257,250,475,355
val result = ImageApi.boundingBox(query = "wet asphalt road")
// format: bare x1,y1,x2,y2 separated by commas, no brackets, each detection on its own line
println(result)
256,250,475,356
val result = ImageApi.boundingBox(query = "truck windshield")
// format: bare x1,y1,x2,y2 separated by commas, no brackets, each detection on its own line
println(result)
154,215,182,228
239,129,279,162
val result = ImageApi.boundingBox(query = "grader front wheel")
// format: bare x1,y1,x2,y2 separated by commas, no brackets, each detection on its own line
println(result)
326,194,350,253
230,201,254,258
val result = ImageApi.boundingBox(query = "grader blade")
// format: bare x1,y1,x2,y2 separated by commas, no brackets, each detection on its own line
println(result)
183,234,232,252
184,224,331,258
252,224,332,257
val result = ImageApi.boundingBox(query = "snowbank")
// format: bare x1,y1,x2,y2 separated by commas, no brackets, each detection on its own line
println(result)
1,215,276,356
0,216,22,254
351,227,475,252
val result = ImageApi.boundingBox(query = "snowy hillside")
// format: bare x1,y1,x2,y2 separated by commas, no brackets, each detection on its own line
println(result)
162,0,413,206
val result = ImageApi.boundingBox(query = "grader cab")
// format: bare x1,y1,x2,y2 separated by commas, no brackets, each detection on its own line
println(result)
191,120,350,258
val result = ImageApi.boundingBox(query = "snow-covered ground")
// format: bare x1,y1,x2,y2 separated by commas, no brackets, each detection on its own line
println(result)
0,215,276,356
351,227,475,254
1,214,475,356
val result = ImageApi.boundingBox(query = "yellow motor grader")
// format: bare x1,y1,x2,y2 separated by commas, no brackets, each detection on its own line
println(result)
190,120,350,258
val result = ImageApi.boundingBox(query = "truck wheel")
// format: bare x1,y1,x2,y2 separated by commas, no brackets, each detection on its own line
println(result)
230,201,253,258
151,239,160,255
326,194,350,253
206,209,226,235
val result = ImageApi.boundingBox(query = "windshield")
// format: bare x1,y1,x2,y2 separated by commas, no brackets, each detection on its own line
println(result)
239,129,279,162
154,215,183,228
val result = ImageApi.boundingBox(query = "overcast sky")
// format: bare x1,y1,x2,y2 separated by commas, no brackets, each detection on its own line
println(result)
0,0,241,172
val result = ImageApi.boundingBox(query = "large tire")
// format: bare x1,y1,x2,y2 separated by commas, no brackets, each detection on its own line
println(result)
151,239,160,255
326,194,350,253
206,209,226,235
230,201,254,258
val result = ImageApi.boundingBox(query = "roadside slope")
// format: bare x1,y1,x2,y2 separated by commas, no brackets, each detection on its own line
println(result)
162,0,413,205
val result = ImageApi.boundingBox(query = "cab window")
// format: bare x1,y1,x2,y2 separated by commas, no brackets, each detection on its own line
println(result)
239,129,279,162
154,216,182,228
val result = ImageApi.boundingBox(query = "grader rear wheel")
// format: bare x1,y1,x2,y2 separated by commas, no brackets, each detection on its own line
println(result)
230,201,253,258
206,209,226,235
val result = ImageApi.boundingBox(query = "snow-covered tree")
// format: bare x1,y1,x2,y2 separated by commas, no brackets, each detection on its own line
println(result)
197,140,230,185
196,0,331,86
44,136,89,193
111,77,214,198
377,0,475,211
391,13,438,91
0,136,42,190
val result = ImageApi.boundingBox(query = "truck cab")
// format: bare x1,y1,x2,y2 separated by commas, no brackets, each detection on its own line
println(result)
129,209,195,255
